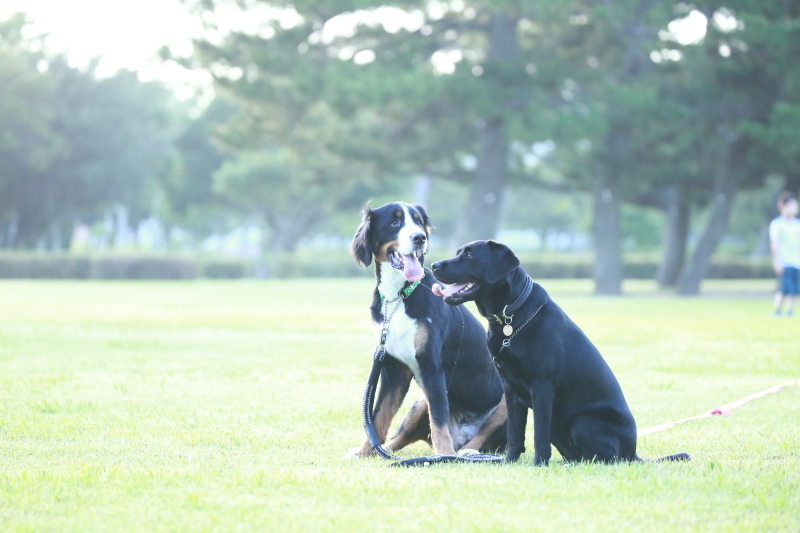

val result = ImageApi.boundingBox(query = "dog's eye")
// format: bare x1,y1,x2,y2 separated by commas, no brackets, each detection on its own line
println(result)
391,219,401,226
465,252,472,258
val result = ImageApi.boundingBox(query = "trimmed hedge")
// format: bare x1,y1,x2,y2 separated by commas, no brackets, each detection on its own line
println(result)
91,257,195,279
0,254,249,280
0,252,775,280
200,260,247,279
0,256,92,279
521,259,774,279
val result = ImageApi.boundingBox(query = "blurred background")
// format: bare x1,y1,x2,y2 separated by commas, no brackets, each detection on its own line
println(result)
0,0,797,294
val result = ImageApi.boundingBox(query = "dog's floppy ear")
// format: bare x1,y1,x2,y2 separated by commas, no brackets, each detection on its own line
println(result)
485,240,520,284
413,204,433,234
350,206,373,268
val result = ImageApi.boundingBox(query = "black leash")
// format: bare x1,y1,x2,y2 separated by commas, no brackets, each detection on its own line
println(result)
362,296,403,460
361,281,505,467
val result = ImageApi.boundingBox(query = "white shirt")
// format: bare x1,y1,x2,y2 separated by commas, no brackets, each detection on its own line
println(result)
769,216,800,268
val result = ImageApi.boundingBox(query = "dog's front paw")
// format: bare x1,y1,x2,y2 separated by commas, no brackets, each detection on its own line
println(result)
533,454,550,466
457,448,480,458
343,444,373,460
506,445,525,462
343,448,363,460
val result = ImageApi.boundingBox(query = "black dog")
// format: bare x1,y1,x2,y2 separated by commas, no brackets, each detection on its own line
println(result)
345,203,507,458
431,240,689,465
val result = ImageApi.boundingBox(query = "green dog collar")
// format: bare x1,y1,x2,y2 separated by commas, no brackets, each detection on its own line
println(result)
379,277,423,301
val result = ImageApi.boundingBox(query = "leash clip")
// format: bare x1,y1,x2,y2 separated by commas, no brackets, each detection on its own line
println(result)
374,346,386,361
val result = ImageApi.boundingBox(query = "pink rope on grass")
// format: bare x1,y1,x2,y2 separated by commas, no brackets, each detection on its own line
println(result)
637,379,799,436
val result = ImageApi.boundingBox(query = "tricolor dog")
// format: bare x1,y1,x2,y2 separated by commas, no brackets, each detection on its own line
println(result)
345,203,507,458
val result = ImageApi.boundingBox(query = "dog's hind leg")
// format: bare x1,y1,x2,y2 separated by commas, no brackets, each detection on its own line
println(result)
384,398,431,452
568,414,636,462
461,396,508,453
347,357,413,458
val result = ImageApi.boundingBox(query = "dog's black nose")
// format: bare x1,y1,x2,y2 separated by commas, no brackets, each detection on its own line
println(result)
412,233,427,246
431,262,440,271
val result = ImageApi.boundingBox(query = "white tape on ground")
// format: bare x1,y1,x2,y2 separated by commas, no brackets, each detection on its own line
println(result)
637,379,799,436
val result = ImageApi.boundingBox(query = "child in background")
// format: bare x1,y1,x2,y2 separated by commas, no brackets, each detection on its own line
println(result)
770,191,800,316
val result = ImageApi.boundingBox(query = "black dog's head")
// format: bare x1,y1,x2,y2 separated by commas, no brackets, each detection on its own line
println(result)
350,202,432,282
431,240,520,306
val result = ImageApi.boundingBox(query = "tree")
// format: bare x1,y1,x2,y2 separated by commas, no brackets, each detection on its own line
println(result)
179,0,800,293
180,3,386,251
672,1,800,294
504,1,693,294
0,13,63,247
159,96,237,238
1,12,180,248
183,0,585,247
41,59,176,247
211,100,375,252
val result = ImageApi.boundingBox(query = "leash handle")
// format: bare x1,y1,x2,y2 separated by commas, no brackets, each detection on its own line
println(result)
361,351,398,459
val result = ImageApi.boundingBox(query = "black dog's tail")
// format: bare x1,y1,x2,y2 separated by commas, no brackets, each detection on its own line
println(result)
655,452,691,462
634,452,691,462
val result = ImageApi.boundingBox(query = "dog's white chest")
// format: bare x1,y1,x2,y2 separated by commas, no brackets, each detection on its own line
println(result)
374,302,421,382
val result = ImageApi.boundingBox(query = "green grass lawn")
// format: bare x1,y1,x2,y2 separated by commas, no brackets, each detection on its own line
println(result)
0,278,798,532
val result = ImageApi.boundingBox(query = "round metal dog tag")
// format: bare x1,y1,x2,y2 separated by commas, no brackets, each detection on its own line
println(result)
503,325,513,336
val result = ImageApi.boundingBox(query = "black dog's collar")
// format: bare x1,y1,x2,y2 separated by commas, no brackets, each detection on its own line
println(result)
484,275,534,324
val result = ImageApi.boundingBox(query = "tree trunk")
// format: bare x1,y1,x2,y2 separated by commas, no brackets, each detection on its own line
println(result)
750,224,770,258
267,208,321,253
677,176,737,295
592,173,623,295
413,175,431,206
656,185,689,287
454,13,517,244
455,117,509,243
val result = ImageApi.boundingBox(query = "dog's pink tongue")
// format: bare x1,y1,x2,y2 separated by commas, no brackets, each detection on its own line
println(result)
402,254,424,282
438,282,469,297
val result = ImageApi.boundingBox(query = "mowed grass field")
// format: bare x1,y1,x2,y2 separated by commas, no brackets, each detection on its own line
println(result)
0,278,798,532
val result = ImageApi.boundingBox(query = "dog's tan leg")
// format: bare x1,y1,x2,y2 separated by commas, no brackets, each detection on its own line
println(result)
427,397,456,455
461,395,507,452
430,423,456,455
384,397,431,451
346,361,413,458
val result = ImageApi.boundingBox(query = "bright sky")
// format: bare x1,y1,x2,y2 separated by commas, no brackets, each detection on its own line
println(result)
0,0,207,97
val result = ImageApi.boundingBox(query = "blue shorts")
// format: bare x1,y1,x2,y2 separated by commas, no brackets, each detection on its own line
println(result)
780,267,800,295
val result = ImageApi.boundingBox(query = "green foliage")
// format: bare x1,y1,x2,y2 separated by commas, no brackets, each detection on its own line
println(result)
0,13,180,249
622,204,663,251
0,14,63,233
160,97,237,235
211,100,377,250
46,61,176,220
502,186,592,245
5,1,800,270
